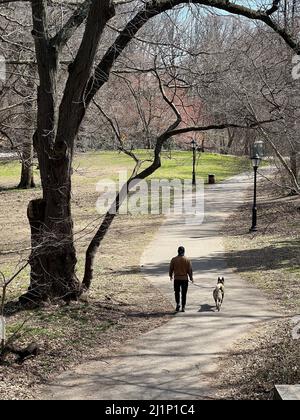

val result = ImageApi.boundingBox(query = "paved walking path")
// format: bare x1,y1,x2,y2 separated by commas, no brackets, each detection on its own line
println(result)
42,173,280,400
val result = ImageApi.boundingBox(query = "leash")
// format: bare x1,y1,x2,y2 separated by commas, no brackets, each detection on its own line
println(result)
190,281,213,289
190,281,204,288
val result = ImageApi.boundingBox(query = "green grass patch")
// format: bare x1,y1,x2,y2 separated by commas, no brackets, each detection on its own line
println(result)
146,151,250,182
0,160,40,185
73,150,251,184
0,151,251,190
0,161,22,178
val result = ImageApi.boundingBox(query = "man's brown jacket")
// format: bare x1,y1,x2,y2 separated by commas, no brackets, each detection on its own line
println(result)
169,256,193,281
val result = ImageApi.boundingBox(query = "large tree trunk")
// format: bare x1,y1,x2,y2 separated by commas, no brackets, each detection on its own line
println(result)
18,65,36,190
21,158,80,304
225,127,235,155
18,140,35,189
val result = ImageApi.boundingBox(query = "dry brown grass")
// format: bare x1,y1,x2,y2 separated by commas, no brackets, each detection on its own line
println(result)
217,319,300,400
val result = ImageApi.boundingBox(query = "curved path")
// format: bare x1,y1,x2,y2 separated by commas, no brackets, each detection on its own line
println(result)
42,173,279,400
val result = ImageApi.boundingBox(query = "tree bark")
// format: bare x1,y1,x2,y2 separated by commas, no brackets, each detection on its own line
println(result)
20,194,79,304
225,127,235,155
83,210,118,291
18,140,35,189
18,64,36,190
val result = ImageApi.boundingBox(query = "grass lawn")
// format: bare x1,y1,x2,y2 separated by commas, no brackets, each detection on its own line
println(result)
0,150,250,399
0,150,251,190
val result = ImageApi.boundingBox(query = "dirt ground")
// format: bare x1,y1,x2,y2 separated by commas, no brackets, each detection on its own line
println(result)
216,177,300,400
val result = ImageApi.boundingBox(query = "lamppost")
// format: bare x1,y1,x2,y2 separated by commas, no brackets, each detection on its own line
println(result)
250,140,264,233
191,139,196,186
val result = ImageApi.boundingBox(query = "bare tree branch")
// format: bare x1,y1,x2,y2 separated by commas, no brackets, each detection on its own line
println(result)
166,119,283,138
266,0,281,16
50,0,92,51
0,97,35,114
93,99,147,178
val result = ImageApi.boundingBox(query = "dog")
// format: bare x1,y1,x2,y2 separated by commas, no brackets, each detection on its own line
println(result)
213,277,225,312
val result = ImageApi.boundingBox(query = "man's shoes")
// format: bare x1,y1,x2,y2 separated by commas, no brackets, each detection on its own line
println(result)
176,305,180,312
181,307,185,312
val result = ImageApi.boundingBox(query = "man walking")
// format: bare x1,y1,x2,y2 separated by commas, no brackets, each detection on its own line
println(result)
169,246,193,312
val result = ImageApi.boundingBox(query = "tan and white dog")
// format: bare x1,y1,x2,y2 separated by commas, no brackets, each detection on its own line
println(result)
213,277,225,312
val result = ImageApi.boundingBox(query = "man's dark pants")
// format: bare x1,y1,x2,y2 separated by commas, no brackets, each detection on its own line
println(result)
174,280,189,308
